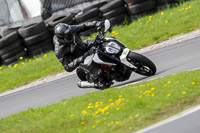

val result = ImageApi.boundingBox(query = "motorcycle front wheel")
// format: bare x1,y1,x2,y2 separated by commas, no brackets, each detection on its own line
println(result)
127,51,156,76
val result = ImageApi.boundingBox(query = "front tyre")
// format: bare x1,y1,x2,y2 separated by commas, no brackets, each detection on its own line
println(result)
127,51,156,76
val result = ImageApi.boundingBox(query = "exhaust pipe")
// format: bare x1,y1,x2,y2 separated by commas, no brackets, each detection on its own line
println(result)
77,81,98,88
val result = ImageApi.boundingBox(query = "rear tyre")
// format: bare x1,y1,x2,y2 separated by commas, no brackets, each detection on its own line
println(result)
127,51,156,76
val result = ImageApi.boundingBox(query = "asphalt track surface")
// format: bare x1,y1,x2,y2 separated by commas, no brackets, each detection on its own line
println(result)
0,37,200,132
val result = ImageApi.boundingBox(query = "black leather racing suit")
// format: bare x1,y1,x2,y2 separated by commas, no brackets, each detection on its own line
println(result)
53,21,98,72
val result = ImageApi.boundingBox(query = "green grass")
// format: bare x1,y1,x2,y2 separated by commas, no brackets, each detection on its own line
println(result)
0,51,64,93
0,0,200,93
0,69,200,133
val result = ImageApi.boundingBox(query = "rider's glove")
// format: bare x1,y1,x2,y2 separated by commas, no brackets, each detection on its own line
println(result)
95,21,104,28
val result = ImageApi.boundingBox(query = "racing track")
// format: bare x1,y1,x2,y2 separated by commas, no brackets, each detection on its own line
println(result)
0,37,200,132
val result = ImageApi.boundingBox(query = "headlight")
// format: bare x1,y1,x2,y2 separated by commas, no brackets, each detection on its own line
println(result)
105,42,121,54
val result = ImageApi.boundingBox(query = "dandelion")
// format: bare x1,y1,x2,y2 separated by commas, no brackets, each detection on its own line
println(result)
146,21,149,23
192,82,195,85
70,114,74,117
8,65,11,68
0,67,2,70
165,20,168,24
106,112,109,115
185,8,188,10
149,16,152,19
135,114,140,117
179,9,182,12
189,5,192,8
92,125,96,128
161,11,164,15
19,56,23,60
90,91,93,93
149,19,151,21
116,108,120,111
81,122,85,125
163,84,167,87
160,102,163,105
151,88,155,91
170,12,173,15
88,103,92,106
111,121,114,125
119,95,123,98
109,99,112,102
44,54,47,57
167,94,171,97
36,58,39,61
129,115,133,119
96,120,101,123
151,93,155,97
182,91,186,95
82,110,88,115
103,118,106,121
138,95,142,98
21,62,25,65
167,81,171,84
14,64,18,68
140,22,143,25
107,124,111,127
115,121,119,124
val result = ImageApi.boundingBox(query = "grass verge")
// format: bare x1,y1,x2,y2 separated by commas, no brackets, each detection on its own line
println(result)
0,0,200,93
0,69,200,133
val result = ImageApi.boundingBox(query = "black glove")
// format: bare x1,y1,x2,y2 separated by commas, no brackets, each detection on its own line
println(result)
83,49,95,58
96,21,104,28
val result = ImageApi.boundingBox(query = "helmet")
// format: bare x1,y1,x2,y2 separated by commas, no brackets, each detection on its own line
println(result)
54,23,73,42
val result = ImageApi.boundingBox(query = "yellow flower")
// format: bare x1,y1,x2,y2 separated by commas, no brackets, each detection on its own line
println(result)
135,114,140,117
81,122,85,125
90,91,93,93
182,91,186,95
167,94,171,97
165,20,168,23
161,11,164,15
149,16,152,19
103,118,106,121
19,56,23,60
167,81,171,84
70,114,74,117
138,95,142,98
0,67,2,69
21,62,25,65
106,112,109,115
116,108,120,111
151,93,155,97
8,65,11,68
185,8,188,10
179,9,182,12
14,64,18,68
192,82,195,85
119,95,123,98
170,12,173,15
146,21,149,23
109,99,112,102
189,5,192,8
92,125,96,128
107,124,111,127
96,120,101,123
163,84,167,87
160,102,163,105
115,121,119,124
36,58,39,61
88,103,92,106
44,54,47,57
82,110,88,114
149,19,151,21
151,88,155,91
140,22,143,25
29,59,32,62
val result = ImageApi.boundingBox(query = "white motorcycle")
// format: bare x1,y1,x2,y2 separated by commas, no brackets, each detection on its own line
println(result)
77,20,156,89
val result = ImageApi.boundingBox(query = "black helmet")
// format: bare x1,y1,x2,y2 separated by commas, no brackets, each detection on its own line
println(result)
54,23,73,42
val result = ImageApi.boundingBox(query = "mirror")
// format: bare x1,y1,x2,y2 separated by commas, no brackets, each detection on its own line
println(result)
104,19,110,32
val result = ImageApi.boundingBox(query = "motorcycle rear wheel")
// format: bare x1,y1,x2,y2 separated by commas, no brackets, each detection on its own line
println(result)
127,51,156,76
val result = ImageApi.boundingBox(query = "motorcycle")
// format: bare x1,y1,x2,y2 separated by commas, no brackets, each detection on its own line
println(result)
77,19,156,89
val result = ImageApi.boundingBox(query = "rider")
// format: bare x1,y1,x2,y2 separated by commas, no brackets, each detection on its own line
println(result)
53,21,104,87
